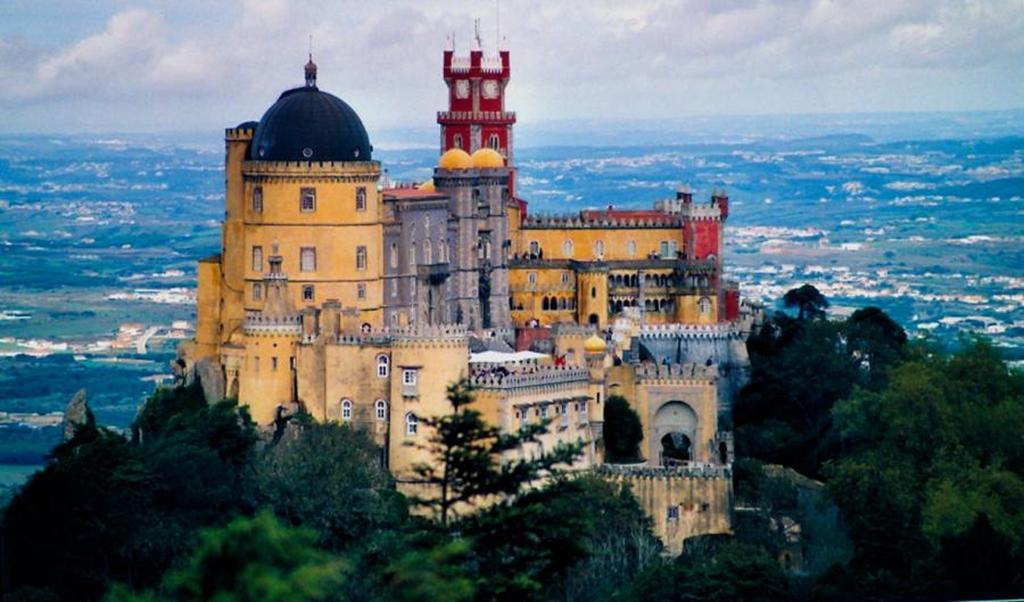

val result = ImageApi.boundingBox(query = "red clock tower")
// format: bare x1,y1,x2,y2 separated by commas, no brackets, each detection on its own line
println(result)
437,31,516,163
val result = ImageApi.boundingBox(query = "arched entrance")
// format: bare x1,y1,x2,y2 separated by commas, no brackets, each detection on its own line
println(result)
652,401,698,466
661,433,691,462
588,313,599,325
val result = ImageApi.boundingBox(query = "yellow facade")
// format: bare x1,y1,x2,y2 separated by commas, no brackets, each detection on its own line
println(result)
181,55,743,555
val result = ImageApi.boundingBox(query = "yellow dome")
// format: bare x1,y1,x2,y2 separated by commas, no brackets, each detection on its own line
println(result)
584,334,607,354
417,179,436,192
438,148,473,170
471,147,505,168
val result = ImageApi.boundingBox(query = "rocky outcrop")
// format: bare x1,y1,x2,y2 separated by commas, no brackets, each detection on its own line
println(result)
62,389,93,441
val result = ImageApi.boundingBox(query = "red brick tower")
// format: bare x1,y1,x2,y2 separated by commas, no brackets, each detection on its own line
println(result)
437,28,516,164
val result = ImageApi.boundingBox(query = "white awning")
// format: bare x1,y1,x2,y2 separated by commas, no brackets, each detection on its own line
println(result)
469,350,547,364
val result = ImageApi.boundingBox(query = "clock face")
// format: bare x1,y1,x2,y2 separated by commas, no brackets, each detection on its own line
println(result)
455,80,470,99
481,80,499,99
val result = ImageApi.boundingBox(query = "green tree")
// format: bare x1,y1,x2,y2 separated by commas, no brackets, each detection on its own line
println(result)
828,339,1024,597
158,512,348,601
783,284,829,320
2,383,259,600
408,378,582,525
462,475,661,601
627,541,788,602
603,394,644,462
255,419,405,551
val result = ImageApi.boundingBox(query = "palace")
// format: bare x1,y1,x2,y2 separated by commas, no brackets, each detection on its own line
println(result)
179,36,751,553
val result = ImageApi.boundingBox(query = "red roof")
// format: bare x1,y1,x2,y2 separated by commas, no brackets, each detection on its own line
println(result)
382,187,446,200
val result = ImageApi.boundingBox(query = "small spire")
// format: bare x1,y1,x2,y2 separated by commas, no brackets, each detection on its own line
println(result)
304,35,317,87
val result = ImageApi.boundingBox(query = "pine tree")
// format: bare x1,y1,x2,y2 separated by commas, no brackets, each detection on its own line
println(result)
408,378,583,525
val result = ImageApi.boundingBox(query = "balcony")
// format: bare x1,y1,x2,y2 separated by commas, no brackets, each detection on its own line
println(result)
437,110,517,123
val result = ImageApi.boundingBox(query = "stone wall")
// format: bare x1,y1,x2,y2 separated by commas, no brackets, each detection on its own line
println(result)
599,465,733,556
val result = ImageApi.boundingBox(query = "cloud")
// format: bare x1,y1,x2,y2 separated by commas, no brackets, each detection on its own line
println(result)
1,0,1023,132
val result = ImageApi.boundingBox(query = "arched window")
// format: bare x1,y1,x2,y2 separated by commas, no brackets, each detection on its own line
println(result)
376,354,389,378
489,134,500,150
627,240,637,257
594,240,605,259
562,240,573,258
405,412,418,435
375,399,387,421
408,241,416,268
699,297,712,315
356,246,367,271
453,134,463,150
341,399,353,421
542,297,550,311
424,239,432,264
389,242,398,269
591,286,597,299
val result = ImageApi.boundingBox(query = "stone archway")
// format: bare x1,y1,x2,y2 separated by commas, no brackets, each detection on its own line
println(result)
651,401,697,466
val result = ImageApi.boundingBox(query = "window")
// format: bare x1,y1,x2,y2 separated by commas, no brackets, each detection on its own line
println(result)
561,272,571,284
300,187,316,212
376,354,389,378
356,186,367,212
667,506,680,521
528,272,537,285
408,242,416,268
252,186,263,213
627,240,637,257
591,286,597,299
357,283,366,300
581,400,588,414
699,297,712,315
406,412,418,435
389,242,398,269
271,357,278,371
252,283,262,301
424,239,432,264
529,241,540,255
376,399,387,421
341,399,352,421
594,240,605,259
489,134,500,150
251,246,263,272
540,405,549,419
453,134,463,150
356,246,367,271
300,247,316,272
660,241,670,258
302,285,314,301
403,369,417,386
562,240,573,258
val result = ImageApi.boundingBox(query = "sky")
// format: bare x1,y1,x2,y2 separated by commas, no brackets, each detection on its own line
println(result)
1,0,1023,136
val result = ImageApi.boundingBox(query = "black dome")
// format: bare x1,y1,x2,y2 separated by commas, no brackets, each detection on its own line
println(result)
250,86,372,162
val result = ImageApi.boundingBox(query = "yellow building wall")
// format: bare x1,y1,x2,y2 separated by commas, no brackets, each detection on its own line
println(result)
577,271,609,328
509,266,576,326
238,161,384,327
388,332,469,484
220,130,252,345
237,333,298,425
194,257,223,360
320,342,392,446
514,227,683,262
675,294,719,324
602,470,733,555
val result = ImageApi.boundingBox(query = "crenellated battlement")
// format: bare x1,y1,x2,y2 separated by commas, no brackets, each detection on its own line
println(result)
639,323,744,341
521,214,683,229
634,362,718,383
241,160,380,182
470,365,589,390
243,312,302,335
596,463,732,480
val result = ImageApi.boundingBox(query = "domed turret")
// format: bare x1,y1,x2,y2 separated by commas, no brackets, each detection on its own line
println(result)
471,147,505,168
418,179,436,192
584,334,607,354
250,58,372,162
438,148,473,170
